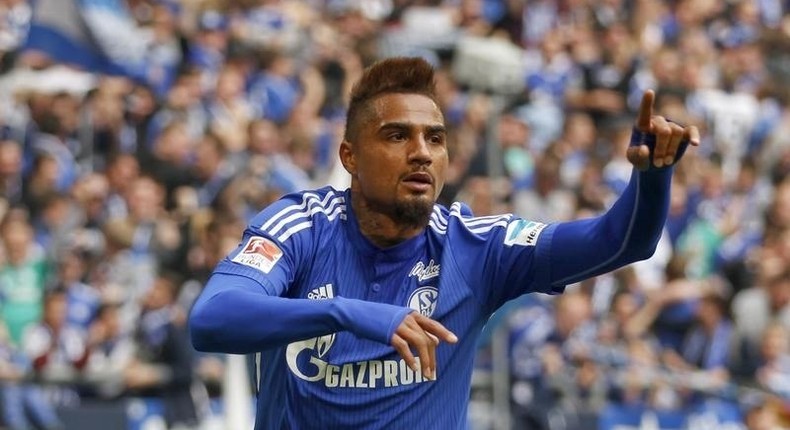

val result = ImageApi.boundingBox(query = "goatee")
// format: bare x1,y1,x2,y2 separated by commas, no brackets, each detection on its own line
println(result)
393,197,434,228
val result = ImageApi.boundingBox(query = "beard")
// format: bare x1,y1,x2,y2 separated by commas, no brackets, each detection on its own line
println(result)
392,195,434,228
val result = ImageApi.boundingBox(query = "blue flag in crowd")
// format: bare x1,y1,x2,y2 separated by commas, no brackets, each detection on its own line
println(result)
23,0,146,79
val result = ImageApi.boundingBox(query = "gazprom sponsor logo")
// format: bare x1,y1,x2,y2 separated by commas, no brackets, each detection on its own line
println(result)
504,220,547,247
286,279,434,388
285,339,431,388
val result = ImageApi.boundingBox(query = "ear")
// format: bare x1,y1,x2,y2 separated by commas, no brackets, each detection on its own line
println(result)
339,140,356,175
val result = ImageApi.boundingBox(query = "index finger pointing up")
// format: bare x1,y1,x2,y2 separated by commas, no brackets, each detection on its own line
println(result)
637,90,655,132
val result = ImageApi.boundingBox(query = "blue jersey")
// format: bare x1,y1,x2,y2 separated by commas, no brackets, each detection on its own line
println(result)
190,163,675,429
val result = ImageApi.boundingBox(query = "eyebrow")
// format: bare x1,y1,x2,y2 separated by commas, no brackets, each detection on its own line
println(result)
378,122,447,134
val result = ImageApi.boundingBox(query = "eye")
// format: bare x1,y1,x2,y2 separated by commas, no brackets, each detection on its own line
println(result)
428,133,445,145
388,132,407,142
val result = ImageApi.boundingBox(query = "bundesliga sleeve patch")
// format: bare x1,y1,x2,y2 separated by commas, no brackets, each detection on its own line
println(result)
231,236,283,273
504,220,547,247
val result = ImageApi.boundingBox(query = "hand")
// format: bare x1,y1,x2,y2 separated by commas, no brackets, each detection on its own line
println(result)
627,90,700,170
390,312,457,380
541,344,564,375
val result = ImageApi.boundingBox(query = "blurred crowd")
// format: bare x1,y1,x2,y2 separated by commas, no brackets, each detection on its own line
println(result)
0,0,787,429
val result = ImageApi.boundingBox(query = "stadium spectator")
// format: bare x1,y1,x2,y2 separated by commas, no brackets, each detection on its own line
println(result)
754,323,790,399
0,320,63,430
83,302,135,399
0,214,48,347
127,272,202,429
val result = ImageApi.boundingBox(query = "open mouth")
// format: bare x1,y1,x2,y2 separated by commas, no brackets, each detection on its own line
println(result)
403,172,433,185
402,172,433,192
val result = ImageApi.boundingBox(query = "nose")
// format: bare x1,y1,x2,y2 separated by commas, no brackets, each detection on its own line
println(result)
408,134,432,166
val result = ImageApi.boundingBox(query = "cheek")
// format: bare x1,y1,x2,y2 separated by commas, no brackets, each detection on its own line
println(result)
357,156,395,187
435,151,449,170
433,151,449,176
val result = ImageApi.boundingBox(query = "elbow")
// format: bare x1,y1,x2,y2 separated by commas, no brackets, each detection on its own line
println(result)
188,299,223,352
625,232,662,263
632,243,658,262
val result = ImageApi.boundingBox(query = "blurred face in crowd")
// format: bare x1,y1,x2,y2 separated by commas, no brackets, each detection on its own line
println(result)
700,161,725,198
248,119,284,155
43,292,68,332
155,121,192,163
768,274,790,311
40,194,72,229
696,295,725,331
59,252,86,284
32,155,60,188
106,154,140,193
769,181,790,229
151,4,176,40
1,219,33,266
612,291,638,324
168,72,203,109
341,93,448,227
194,135,223,180
74,173,109,220
499,113,529,149
215,67,245,102
0,141,21,178
760,324,788,362
126,177,164,222
535,155,561,195
563,113,596,151
144,276,175,310
127,85,157,120
459,177,497,216
651,48,682,87
554,293,591,338
51,93,80,135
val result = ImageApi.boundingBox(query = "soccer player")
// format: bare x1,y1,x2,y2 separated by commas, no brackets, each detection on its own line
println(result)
189,57,700,429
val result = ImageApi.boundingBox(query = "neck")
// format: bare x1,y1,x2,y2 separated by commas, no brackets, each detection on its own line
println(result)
350,189,426,248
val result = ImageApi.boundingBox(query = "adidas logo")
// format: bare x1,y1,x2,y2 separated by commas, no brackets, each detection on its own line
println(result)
307,284,334,300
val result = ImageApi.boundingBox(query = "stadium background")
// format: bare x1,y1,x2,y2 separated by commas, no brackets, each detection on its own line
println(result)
0,0,788,429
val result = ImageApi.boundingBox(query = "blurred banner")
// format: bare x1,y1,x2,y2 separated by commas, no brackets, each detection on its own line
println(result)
23,0,146,79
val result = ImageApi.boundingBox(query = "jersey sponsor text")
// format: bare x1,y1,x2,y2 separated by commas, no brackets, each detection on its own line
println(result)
286,337,431,388
409,259,440,282
504,220,547,247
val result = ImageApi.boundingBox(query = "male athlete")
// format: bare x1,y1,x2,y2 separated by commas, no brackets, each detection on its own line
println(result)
189,57,700,429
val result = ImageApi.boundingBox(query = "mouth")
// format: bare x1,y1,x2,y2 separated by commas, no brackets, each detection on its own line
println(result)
402,172,433,192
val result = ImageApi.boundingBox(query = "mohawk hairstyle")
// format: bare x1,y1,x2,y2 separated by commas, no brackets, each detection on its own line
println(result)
344,57,438,143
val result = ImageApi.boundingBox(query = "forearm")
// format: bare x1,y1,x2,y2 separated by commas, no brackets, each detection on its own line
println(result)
548,166,672,287
189,273,411,354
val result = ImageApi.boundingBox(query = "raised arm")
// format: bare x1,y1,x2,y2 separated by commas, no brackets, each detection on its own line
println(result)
546,90,700,288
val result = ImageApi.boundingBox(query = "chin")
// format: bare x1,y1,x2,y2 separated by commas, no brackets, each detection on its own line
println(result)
393,196,434,227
